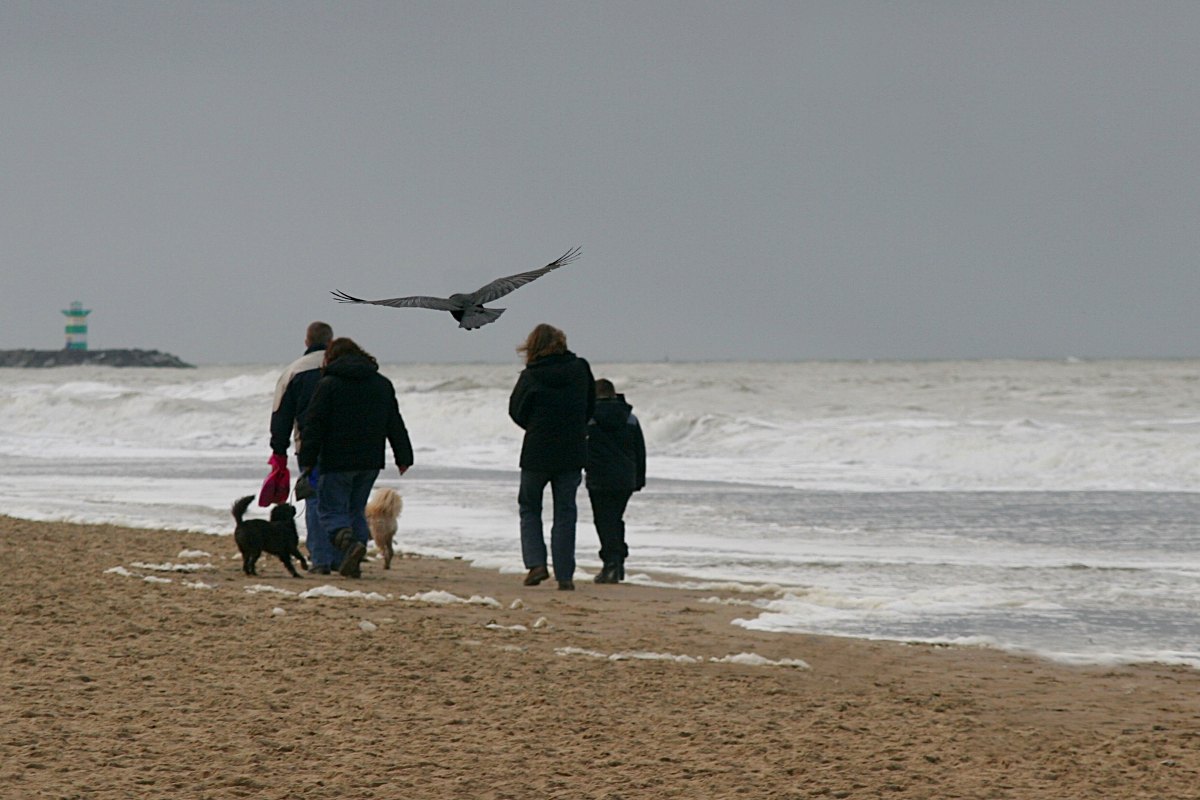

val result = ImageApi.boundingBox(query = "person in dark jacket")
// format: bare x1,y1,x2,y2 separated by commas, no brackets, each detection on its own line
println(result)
508,323,595,590
299,338,413,579
585,378,646,583
270,321,338,572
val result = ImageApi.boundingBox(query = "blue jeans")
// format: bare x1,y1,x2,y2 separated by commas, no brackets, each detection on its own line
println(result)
304,493,341,570
317,469,378,549
518,468,581,581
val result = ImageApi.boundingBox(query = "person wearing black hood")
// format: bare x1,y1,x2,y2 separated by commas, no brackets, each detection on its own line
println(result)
299,337,413,579
508,323,595,590
585,378,646,583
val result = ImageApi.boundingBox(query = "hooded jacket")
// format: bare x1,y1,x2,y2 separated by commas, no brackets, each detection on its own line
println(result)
298,354,413,473
508,351,595,473
585,394,647,492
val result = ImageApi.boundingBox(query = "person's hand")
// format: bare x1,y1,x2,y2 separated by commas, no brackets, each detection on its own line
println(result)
397,464,410,476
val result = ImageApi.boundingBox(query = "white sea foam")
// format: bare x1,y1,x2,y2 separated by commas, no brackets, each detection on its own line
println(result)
710,653,811,669
5,360,1200,490
177,549,211,559
400,590,501,607
246,584,296,596
298,585,389,601
556,646,700,663
184,580,217,590
554,647,806,667
130,561,213,572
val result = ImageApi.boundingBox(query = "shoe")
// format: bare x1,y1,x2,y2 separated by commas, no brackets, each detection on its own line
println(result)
339,542,366,578
333,528,355,552
557,580,575,591
523,565,550,586
593,565,619,584
307,564,331,575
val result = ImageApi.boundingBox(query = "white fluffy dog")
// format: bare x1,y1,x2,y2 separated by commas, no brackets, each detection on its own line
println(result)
365,487,404,569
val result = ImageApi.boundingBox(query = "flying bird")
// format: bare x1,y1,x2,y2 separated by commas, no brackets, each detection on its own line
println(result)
331,246,581,330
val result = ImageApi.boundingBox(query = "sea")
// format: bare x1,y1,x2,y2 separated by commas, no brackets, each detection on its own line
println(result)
4,359,1199,668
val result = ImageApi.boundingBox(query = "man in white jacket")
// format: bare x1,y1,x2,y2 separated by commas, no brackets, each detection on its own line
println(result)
270,321,336,573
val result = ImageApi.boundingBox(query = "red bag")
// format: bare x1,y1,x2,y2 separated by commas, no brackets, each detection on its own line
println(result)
258,453,291,506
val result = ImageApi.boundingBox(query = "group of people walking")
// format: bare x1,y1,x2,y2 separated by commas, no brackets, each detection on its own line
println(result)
269,321,645,588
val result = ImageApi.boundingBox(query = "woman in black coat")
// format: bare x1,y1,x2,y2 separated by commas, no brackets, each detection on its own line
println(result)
508,324,595,590
299,338,413,578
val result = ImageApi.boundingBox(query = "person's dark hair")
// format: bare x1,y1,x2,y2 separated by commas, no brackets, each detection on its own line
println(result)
517,323,567,365
306,321,333,347
595,378,616,398
323,337,377,370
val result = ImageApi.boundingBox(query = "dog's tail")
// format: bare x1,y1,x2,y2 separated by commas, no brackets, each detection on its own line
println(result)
232,495,255,524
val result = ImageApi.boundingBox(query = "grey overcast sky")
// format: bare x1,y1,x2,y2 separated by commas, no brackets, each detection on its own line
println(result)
3,1,1198,365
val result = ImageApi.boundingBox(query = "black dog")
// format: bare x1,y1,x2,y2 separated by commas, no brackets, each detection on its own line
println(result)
231,495,308,578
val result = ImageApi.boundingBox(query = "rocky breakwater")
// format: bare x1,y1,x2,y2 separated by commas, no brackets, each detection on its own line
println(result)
0,349,194,368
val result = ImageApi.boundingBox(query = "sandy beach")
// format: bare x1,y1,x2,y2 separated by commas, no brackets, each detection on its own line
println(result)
1,515,1197,799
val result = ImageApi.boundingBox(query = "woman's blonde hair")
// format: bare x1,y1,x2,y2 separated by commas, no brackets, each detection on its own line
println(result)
323,337,378,370
517,323,567,365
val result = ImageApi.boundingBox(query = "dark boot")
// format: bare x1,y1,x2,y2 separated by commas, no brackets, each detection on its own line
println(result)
593,563,619,584
333,528,364,578
339,542,366,578
332,527,355,552
523,565,550,586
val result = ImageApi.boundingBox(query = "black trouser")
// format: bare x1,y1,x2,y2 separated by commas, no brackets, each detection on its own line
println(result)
588,489,632,567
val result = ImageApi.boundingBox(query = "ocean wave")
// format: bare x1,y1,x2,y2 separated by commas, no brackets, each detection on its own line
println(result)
3,360,1200,490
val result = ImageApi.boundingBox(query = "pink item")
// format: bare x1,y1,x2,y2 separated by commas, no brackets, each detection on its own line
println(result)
258,453,291,506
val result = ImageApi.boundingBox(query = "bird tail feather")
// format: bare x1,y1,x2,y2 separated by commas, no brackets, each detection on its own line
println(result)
459,307,504,330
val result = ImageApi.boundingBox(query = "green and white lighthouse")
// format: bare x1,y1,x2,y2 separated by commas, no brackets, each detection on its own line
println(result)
62,301,92,350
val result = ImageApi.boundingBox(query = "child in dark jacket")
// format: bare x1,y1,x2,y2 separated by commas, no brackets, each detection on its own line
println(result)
585,378,646,583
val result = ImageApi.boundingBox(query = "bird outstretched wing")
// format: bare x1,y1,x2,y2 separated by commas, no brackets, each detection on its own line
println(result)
467,246,581,305
330,290,459,311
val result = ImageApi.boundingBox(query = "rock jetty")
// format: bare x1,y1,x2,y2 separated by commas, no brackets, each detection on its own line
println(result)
0,349,194,368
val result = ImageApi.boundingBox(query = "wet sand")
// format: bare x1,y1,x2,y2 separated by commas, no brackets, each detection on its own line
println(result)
2,515,1198,799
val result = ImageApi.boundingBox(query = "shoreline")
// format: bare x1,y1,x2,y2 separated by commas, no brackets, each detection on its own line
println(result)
4,506,1195,676
3,515,1199,798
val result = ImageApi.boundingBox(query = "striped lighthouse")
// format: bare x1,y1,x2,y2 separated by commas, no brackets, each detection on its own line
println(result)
62,301,92,350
